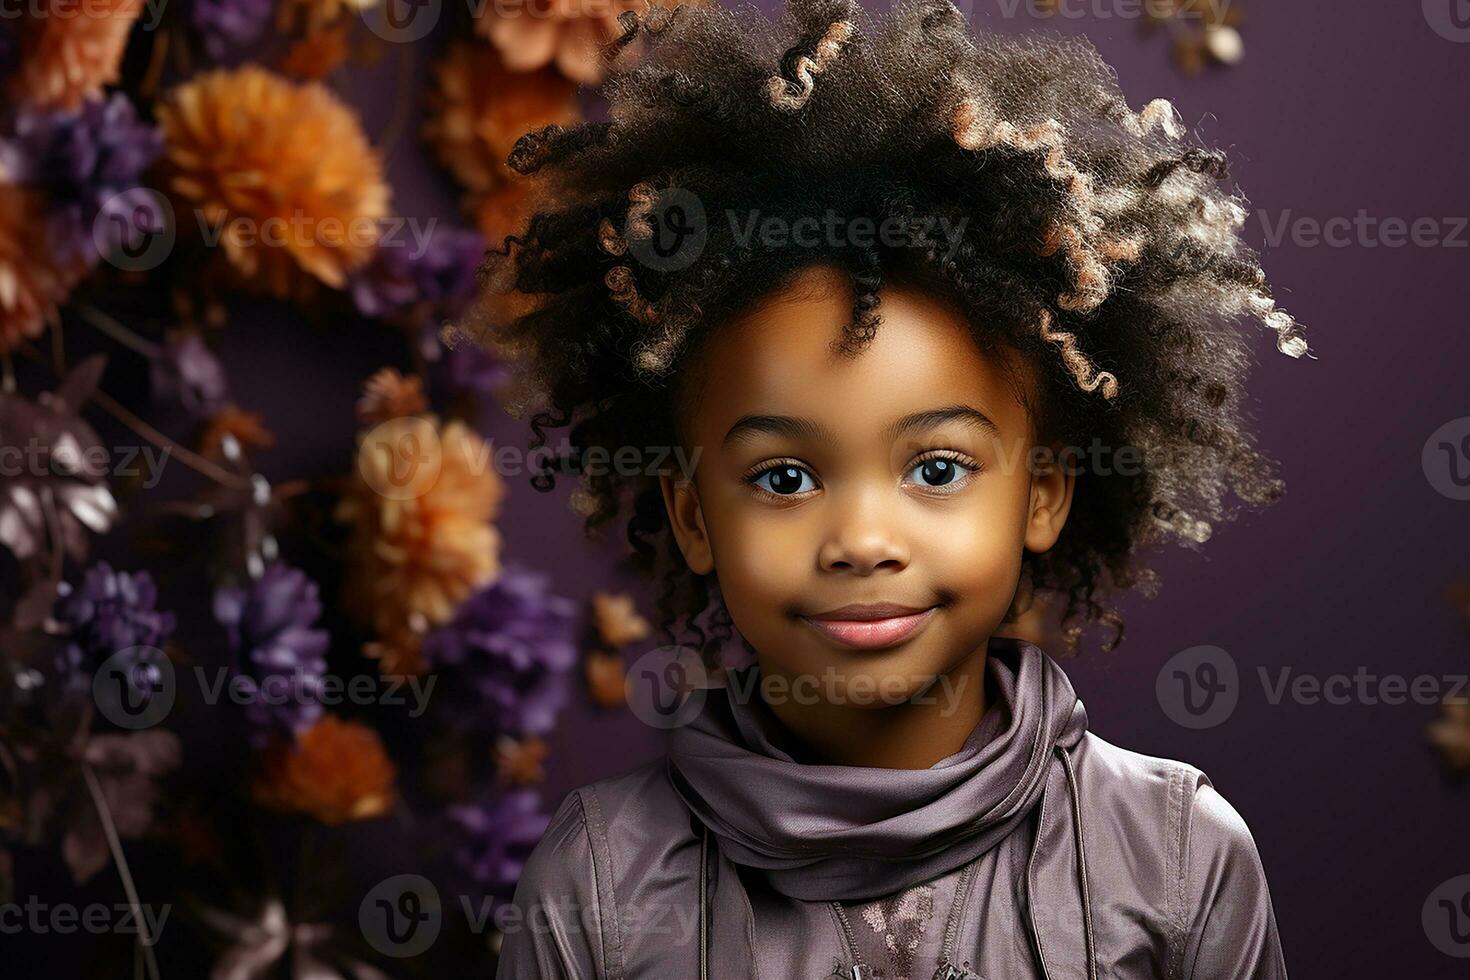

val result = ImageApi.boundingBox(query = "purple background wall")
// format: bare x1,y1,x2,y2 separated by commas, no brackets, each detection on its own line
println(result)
236,1,1470,975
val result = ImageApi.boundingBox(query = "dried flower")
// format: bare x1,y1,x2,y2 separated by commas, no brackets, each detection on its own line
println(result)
1159,0,1245,75
423,41,580,197
196,897,387,980
338,418,505,637
0,357,118,563
356,368,427,426
214,563,331,747
1203,24,1243,65
1450,578,1470,626
1430,698,1470,773
584,648,626,708
495,735,548,786
477,0,649,84
346,225,485,322
150,332,231,419
0,183,75,352
363,629,428,677
200,405,275,460
591,590,650,649
431,323,509,398
423,565,576,737
251,714,396,825
472,176,536,246
54,563,176,697
0,93,163,269
280,24,350,80
281,0,380,35
64,730,181,882
158,66,390,295
448,790,550,903
9,0,143,111
190,0,274,63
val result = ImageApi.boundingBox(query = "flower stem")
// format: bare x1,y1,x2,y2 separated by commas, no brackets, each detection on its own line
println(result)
89,387,250,489
14,339,250,490
77,304,163,359
81,761,163,980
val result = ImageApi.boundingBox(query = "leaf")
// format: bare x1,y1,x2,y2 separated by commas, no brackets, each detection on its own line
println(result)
53,354,109,411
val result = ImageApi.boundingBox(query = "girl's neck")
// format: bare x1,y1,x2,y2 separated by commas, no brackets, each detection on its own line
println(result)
756,644,991,769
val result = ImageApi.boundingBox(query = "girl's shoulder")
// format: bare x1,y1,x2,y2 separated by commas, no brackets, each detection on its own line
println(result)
498,759,702,977
1071,731,1266,871
1071,733,1285,978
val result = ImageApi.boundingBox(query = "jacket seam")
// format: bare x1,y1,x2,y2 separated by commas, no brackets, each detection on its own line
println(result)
1164,765,1188,980
579,786,626,980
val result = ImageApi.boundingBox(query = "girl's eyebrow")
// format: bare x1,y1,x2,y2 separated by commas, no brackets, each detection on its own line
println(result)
723,414,832,447
885,404,1000,440
722,404,998,448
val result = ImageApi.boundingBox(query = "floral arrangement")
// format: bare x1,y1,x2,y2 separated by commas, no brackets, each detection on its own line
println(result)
1429,580,1470,774
0,1,659,975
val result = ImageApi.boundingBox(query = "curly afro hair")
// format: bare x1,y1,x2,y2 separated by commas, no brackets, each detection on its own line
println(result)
465,0,1308,655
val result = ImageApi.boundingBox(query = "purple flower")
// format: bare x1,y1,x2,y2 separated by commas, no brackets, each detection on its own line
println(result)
150,333,231,419
448,790,551,903
54,563,176,700
426,323,509,396
213,563,330,747
0,94,163,269
423,566,576,738
190,0,274,63
348,226,486,320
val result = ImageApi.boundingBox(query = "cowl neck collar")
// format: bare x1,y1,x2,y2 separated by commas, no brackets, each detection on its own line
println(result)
667,636,1089,902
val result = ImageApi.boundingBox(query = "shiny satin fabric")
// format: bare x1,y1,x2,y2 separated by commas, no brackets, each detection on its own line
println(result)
667,639,1087,903
497,640,1287,979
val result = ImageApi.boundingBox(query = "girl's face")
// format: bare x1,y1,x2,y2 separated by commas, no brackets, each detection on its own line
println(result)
661,264,1074,709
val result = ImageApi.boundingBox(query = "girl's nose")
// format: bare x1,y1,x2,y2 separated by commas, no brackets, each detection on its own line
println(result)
816,492,910,575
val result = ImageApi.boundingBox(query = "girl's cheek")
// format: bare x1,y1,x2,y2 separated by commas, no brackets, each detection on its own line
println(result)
720,519,809,591
706,506,811,606
920,495,1029,608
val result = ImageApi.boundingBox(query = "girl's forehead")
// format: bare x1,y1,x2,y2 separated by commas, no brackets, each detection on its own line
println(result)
687,272,1033,438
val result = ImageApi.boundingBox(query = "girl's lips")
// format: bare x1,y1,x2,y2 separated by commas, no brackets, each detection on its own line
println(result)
798,607,938,650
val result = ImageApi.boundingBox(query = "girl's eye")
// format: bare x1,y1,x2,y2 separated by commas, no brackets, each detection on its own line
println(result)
750,464,817,496
905,455,975,489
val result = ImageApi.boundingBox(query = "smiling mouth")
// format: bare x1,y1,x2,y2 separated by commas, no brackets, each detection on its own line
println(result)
797,603,939,650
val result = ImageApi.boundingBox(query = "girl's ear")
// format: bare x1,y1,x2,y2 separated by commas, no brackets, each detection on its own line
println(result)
659,474,715,574
1024,446,1076,554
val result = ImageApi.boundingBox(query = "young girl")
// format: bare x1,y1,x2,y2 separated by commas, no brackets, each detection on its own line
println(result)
480,0,1299,976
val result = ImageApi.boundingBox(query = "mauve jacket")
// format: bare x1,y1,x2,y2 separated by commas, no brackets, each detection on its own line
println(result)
497,639,1286,980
